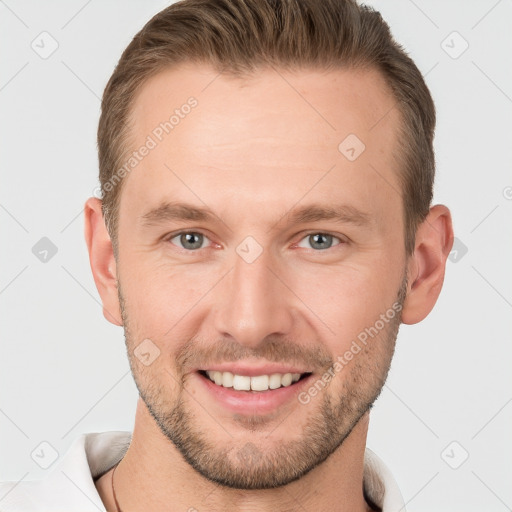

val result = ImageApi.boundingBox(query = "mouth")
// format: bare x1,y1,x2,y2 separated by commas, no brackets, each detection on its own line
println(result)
197,370,313,392
192,363,317,415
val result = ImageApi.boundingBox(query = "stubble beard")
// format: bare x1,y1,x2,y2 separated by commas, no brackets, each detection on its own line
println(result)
118,274,407,490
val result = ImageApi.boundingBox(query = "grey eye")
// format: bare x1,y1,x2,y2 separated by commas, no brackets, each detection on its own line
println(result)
297,233,341,250
170,232,207,250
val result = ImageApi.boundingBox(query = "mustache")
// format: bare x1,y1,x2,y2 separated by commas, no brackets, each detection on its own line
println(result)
175,335,334,374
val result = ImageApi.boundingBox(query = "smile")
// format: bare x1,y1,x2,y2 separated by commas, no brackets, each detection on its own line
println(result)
200,370,312,392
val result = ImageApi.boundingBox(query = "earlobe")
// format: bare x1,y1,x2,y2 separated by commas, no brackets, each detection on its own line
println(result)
84,197,123,326
401,204,454,325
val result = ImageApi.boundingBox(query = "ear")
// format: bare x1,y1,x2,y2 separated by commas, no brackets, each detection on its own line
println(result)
401,204,454,324
84,197,123,326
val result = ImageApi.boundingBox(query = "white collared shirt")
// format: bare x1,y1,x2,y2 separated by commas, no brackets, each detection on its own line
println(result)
0,431,406,511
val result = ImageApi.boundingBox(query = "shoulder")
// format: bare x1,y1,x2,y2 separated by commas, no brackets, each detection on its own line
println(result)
0,431,131,512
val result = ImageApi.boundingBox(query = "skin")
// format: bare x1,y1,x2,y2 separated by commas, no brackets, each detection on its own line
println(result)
85,63,453,511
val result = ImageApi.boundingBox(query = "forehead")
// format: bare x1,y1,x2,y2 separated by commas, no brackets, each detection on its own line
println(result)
119,63,403,230
129,63,400,152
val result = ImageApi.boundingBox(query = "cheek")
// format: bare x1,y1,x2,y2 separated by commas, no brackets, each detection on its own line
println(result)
119,258,218,339
289,266,395,344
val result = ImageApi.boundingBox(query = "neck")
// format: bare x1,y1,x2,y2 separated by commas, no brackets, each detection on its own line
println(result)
97,398,373,512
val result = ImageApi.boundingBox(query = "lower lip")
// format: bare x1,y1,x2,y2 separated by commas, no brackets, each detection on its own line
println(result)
195,371,314,415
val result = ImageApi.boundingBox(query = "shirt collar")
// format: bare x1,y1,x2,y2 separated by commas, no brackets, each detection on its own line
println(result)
0,431,406,511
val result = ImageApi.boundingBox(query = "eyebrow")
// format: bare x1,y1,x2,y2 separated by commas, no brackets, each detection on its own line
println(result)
285,204,371,227
141,202,215,225
140,201,372,228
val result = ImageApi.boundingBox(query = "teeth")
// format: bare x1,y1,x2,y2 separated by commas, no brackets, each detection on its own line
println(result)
233,374,251,390
213,371,223,386
222,371,233,388
250,374,269,391
205,371,302,391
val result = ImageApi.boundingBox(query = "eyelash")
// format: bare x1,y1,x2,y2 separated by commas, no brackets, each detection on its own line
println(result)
164,230,347,253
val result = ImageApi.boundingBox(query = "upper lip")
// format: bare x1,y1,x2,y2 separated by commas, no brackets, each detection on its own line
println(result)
198,363,311,377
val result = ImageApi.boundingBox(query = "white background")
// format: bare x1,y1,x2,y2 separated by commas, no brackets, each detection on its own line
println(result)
1,1,511,510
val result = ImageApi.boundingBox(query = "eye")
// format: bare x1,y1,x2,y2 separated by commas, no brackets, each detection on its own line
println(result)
167,231,210,251
296,233,344,251
165,231,344,252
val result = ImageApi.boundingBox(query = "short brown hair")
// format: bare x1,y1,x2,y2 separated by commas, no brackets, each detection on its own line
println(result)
98,0,435,257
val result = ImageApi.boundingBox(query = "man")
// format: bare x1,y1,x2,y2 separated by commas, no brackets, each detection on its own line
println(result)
0,0,453,510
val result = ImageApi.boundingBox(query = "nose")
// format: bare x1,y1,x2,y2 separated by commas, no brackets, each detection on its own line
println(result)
212,245,294,349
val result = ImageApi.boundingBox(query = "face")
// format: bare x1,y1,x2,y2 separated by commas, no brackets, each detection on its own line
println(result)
115,64,408,489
